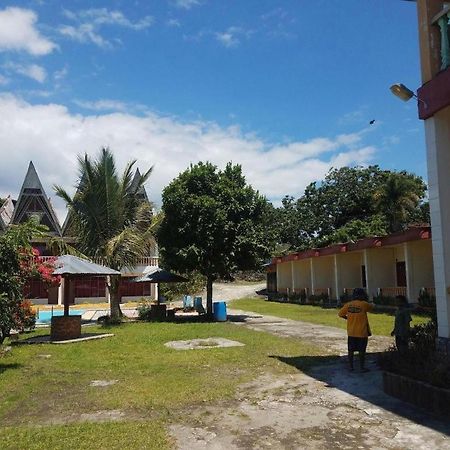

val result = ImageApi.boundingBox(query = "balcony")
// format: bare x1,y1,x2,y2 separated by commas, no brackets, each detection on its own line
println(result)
418,4,450,119
433,5,450,71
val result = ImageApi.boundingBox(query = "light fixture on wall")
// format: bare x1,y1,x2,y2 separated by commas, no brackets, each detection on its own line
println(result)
389,83,428,108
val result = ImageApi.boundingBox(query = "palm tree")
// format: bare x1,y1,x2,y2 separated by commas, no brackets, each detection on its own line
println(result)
55,148,156,320
374,173,420,233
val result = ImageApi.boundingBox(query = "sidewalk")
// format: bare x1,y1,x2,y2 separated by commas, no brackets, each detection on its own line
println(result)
228,308,391,355
170,306,450,449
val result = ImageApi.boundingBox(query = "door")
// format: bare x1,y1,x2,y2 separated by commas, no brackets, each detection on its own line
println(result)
396,261,407,287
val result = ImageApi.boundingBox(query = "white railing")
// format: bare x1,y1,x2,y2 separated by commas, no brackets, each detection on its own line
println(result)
36,256,159,267
377,287,407,298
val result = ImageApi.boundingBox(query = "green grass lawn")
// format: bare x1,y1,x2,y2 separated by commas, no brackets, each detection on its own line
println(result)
228,297,431,336
0,321,320,449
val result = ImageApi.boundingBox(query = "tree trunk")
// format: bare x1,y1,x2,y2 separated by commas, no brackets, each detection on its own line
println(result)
206,276,214,319
109,275,123,321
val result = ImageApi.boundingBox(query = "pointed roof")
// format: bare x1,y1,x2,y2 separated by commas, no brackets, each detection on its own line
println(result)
0,195,14,231
11,162,62,236
131,168,149,203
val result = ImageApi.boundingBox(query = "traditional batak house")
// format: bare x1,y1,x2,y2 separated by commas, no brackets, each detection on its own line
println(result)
0,161,158,305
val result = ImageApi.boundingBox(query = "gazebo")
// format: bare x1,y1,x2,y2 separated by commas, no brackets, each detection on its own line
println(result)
51,255,120,340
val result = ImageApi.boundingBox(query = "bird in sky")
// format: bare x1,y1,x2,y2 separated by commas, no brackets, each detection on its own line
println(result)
369,119,376,125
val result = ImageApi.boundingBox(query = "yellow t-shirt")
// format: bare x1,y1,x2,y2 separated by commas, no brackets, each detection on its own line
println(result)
338,300,373,338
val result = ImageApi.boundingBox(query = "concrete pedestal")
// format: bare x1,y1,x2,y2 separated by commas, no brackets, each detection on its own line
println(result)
51,315,82,341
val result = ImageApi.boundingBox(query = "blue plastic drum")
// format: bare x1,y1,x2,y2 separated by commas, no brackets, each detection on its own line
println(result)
213,301,227,321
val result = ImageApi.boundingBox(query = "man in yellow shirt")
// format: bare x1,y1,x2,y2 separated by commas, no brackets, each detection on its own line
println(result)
338,288,373,372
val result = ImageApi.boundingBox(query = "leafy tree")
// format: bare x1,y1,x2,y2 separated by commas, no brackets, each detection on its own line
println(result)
0,221,45,344
55,148,156,321
323,215,388,246
276,166,428,251
374,172,425,233
158,162,272,316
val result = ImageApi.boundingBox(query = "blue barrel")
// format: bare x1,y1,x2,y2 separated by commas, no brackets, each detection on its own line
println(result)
213,301,227,321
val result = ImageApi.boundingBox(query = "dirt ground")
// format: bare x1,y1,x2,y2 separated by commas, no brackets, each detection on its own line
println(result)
169,282,450,450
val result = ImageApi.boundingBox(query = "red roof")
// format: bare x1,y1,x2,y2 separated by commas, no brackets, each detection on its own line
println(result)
271,226,431,265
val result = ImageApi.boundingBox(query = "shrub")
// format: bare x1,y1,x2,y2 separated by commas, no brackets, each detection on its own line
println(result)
14,300,36,332
137,300,153,321
308,293,329,306
417,289,436,309
379,319,450,389
373,294,396,306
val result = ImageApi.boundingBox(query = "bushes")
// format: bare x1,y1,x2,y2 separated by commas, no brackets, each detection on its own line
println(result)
379,319,450,389
417,289,436,309
137,300,152,321
373,294,396,306
308,293,329,306
15,300,36,332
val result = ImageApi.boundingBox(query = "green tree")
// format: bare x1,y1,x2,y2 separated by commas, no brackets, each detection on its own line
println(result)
158,162,272,316
373,172,425,233
276,166,427,250
0,221,45,344
55,148,156,321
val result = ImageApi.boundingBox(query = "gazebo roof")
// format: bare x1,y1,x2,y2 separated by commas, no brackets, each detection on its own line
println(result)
53,255,120,276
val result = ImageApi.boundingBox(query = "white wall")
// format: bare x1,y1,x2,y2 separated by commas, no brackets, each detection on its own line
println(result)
292,260,311,293
337,252,364,292
277,262,292,293
312,256,335,297
365,248,396,298
426,105,450,338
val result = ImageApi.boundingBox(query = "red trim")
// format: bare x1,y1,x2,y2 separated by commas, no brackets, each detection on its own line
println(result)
418,67,450,120
273,226,431,265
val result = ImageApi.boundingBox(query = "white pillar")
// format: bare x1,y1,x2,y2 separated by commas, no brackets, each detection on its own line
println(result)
363,249,371,299
58,278,64,305
276,263,280,293
105,276,111,304
425,109,450,339
334,254,341,301
291,261,295,293
310,258,315,295
404,242,414,302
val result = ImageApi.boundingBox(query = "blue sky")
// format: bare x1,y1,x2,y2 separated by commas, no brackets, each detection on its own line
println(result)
0,0,425,219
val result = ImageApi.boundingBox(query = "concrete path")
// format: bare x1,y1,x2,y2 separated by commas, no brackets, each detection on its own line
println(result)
228,308,391,355
169,284,450,449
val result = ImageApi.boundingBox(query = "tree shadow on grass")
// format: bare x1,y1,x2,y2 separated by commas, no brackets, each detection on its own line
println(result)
0,362,22,375
270,353,450,436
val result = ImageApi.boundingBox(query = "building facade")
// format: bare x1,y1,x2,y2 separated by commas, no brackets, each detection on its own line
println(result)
414,0,450,345
268,227,434,304
0,161,158,305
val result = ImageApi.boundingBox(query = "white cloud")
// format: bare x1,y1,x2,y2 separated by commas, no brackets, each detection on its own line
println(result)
166,18,181,27
3,62,47,83
0,74,9,85
54,65,68,81
59,8,153,48
73,98,147,113
0,94,376,221
0,7,57,55
173,0,202,9
215,27,252,48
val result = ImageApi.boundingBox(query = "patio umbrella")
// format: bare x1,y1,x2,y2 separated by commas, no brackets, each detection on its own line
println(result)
53,255,120,316
134,267,188,305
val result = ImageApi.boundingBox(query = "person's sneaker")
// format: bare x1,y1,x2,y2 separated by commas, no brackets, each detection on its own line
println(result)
348,367,354,372
359,367,370,373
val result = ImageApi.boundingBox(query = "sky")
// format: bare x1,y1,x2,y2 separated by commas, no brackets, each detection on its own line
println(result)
0,0,425,221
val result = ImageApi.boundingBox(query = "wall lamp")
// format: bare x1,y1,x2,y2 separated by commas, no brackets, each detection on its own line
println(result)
390,83,428,108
